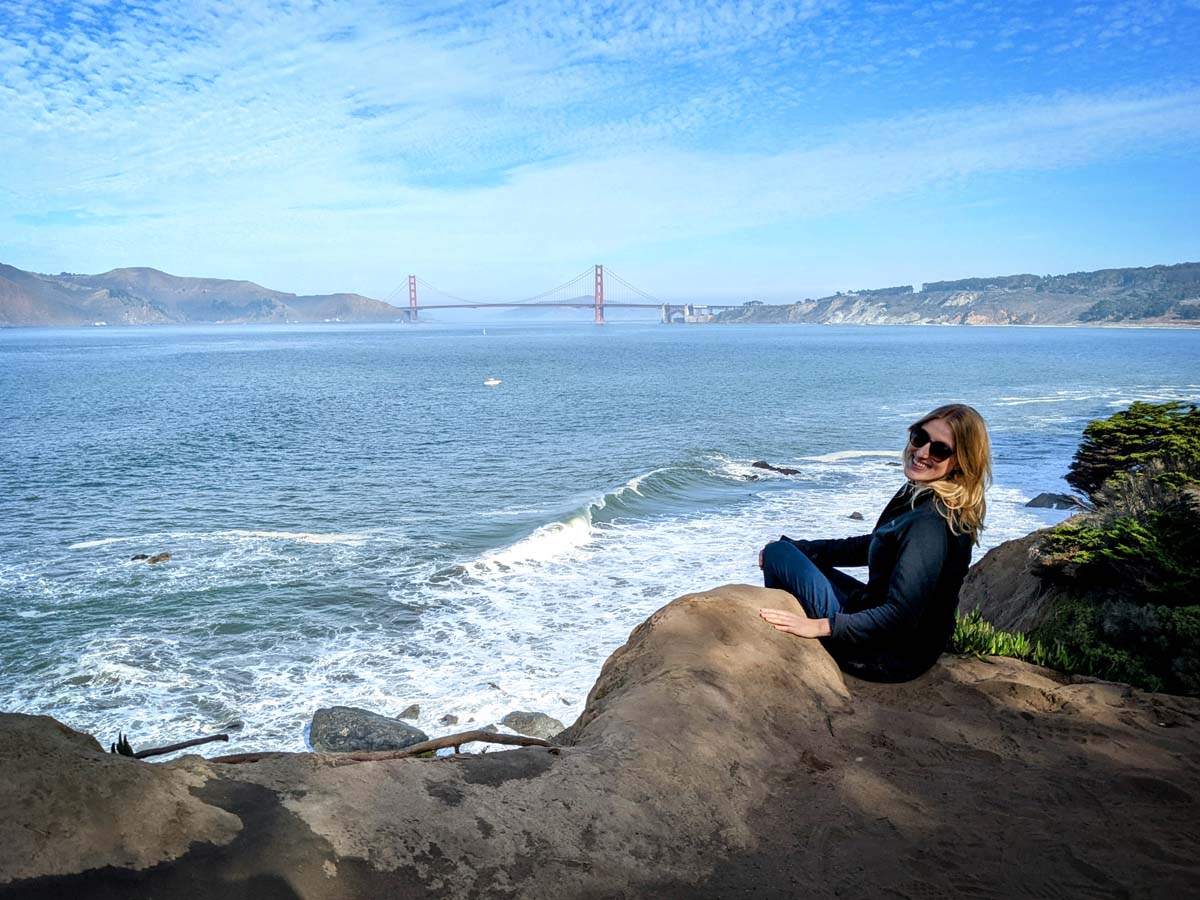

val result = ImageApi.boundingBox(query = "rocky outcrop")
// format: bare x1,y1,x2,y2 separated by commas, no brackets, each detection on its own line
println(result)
0,714,242,884
2,584,1198,898
751,460,800,475
1026,492,1087,510
957,527,1066,633
309,706,429,752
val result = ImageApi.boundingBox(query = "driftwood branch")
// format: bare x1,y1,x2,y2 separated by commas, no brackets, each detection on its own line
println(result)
207,751,290,764
209,730,550,765
134,733,229,759
331,730,551,764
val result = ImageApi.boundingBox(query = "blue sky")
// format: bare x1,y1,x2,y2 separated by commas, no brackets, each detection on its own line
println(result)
1,0,1198,302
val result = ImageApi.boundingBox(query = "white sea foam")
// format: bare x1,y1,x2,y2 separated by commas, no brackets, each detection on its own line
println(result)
705,452,773,480
802,450,898,462
994,386,1200,408
219,530,369,545
69,529,371,551
474,514,595,569
625,466,671,494
69,536,138,549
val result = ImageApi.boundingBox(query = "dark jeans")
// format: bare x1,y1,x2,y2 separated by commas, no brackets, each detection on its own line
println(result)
761,540,933,683
760,540,863,620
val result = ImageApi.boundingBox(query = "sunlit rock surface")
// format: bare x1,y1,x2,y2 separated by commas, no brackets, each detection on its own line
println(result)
2,584,1197,899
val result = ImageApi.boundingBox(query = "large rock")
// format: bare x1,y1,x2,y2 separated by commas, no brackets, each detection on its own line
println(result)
1025,492,1087,510
958,527,1065,633
500,710,565,740
2,585,1198,898
751,460,799,475
0,714,241,884
309,706,429,753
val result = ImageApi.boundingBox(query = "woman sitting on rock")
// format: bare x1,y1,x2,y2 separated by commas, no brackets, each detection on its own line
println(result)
758,403,991,682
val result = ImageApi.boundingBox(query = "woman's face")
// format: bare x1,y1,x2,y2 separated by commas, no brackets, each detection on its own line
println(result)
904,417,957,484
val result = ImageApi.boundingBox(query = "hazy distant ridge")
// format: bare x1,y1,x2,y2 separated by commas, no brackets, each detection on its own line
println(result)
3,261,1198,327
0,264,404,327
717,262,1200,326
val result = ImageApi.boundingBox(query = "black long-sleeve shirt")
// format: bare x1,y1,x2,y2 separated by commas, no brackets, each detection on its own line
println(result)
784,484,974,681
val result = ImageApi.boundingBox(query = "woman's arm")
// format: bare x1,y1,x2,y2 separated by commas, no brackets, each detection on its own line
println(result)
780,534,871,568
759,608,832,638
827,516,948,644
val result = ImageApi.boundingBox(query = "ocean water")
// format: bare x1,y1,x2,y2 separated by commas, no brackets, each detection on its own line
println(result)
2,322,1197,755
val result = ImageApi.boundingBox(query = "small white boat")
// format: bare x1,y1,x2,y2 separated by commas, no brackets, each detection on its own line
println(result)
483,377,502,386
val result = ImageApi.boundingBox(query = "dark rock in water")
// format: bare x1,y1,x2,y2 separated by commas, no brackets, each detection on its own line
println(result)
848,511,864,521
129,554,150,561
1026,492,1087,510
886,461,901,467
751,460,800,476
146,552,171,564
440,714,459,726
310,706,429,753
398,704,420,720
487,682,501,690
501,711,565,740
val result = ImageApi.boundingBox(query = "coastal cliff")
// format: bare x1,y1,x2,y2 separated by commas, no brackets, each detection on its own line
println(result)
716,262,1200,326
3,583,1197,899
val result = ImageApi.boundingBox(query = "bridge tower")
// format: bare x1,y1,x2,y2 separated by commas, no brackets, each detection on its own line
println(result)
594,264,605,325
408,275,418,323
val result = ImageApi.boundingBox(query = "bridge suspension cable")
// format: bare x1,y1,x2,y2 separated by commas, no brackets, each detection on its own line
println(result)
604,268,663,305
508,266,594,305
412,276,488,306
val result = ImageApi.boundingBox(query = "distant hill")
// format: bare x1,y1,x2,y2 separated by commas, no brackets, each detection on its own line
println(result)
716,262,1200,326
0,264,406,326
6,260,1198,328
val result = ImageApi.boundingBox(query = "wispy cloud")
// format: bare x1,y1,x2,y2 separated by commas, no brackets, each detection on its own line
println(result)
0,0,1197,296
12,208,160,227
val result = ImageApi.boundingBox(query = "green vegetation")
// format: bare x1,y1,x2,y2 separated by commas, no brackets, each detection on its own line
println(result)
925,262,1200,310
1029,595,1200,695
1045,500,1200,600
951,609,1073,671
1065,401,1200,500
1023,401,1200,695
1079,295,1173,322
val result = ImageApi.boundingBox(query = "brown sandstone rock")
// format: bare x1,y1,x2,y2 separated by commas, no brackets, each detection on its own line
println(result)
0,714,241,883
1,585,1198,898
957,526,1066,633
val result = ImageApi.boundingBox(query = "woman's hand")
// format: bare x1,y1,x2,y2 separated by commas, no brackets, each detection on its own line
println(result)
759,608,831,639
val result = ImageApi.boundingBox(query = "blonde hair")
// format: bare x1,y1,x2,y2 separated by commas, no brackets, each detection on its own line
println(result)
907,403,992,544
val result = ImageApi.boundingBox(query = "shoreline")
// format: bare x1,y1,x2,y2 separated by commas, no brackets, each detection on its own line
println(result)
4,319,1200,331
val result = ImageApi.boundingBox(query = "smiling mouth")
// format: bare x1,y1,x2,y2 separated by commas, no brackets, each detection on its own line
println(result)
907,453,936,471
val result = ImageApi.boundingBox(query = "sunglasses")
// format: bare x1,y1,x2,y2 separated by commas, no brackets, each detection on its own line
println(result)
908,425,956,462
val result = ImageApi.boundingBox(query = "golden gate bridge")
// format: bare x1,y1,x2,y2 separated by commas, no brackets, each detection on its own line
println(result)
383,265,739,324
